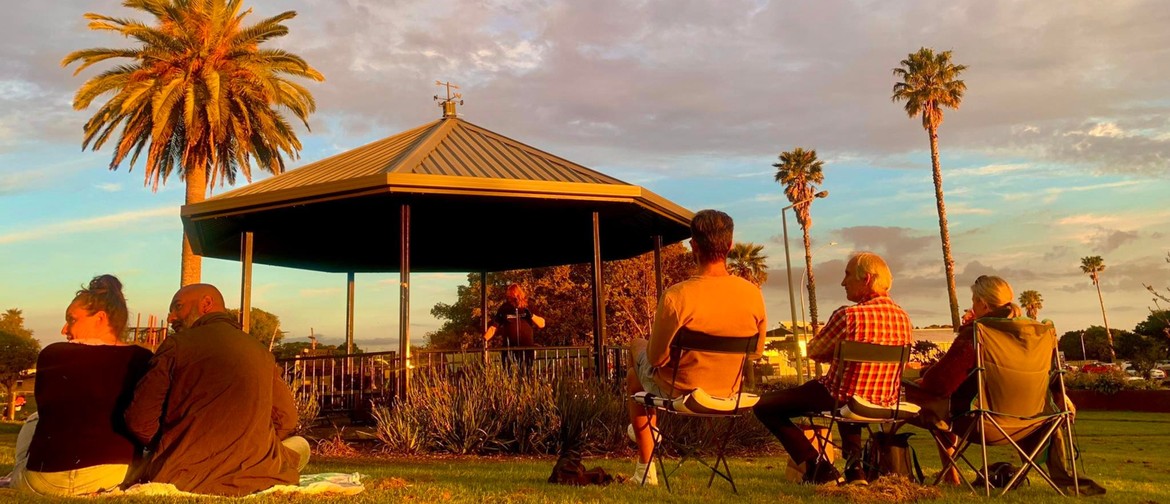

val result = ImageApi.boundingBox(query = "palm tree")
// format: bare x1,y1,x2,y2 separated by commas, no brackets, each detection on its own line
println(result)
63,0,324,286
892,47,968,329
773,148,826,332
1080,256,1114,361
728,242,768,287
1018,290,1044,320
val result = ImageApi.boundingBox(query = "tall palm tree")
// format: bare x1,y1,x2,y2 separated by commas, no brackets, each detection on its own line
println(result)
773,148,826,333
63,0,324,286
892,47,967,329
1080,256,1114,361
1018,290,1044,320
728,242,768,287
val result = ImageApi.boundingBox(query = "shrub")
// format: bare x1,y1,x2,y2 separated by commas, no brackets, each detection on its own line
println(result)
1063,370,1162,394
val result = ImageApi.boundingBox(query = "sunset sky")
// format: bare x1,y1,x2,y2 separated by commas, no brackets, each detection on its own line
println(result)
2,0,1167,351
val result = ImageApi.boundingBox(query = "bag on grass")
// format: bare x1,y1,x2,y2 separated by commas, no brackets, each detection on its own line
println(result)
547,451,613,486
973,461,1029,490
862,431,925,483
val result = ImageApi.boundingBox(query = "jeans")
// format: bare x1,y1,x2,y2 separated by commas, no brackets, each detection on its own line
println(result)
753,380,863,466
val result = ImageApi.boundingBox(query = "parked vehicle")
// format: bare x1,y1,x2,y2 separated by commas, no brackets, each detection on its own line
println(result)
1149,368,1166,380
1081,362,1119,374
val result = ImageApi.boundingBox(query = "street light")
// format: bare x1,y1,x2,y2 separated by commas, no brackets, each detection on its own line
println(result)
783,190,829,382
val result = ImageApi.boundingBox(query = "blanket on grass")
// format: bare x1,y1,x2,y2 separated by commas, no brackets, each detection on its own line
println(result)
108,473,365,498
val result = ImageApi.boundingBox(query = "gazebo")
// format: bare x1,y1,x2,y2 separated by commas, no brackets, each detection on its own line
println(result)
181,98,694,396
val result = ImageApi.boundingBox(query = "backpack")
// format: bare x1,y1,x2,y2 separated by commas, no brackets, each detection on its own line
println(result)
547,451,614,486
974,461,1029,490
862,431,925,483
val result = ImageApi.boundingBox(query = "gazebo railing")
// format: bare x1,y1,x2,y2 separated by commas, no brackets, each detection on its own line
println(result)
279,345,609,417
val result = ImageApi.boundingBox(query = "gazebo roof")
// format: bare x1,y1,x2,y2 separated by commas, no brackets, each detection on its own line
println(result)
183,112,694,273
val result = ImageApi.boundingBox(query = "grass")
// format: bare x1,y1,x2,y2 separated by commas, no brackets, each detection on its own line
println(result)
2,411,1168,503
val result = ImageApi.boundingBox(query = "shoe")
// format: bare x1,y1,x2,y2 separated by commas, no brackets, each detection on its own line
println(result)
802,459,843,485
843,467,868,486
629,460,659,486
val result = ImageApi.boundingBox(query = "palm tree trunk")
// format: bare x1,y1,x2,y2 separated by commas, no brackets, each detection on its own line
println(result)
928,126,961,328
1094,277,1115,361
801,225,819,334
180,163,207,287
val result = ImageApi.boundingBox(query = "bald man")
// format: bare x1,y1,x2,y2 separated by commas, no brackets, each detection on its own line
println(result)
124,284,310,496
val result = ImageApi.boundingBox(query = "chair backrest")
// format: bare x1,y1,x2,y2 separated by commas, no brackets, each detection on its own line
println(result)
828,340,911,408
973,317,1058,418
666,328,759,397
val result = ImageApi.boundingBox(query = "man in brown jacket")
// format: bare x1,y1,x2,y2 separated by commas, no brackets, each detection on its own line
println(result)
125,284,310,496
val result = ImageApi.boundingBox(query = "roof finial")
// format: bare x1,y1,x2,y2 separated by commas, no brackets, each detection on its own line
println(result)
434,80,463,118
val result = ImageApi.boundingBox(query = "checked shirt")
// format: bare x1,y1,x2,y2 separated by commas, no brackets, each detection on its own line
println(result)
808,294,913,406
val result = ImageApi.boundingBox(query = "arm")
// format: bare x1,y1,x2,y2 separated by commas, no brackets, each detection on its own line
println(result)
806,307,846,361
271,367,298,440
646,294,682,368
751,294,767,361
530,314,546,329
919,327,976,398
483,325,497,342
124,338,177,446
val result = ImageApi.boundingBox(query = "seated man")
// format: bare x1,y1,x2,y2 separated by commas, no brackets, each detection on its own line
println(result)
626,209,767,486
124,284,310,496
753,252,913,485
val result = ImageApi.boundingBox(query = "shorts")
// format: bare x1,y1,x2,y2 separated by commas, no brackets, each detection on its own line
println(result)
634,347,668,397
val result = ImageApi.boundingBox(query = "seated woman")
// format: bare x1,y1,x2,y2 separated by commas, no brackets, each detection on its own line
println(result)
907,275,1103,494
11,275,153,496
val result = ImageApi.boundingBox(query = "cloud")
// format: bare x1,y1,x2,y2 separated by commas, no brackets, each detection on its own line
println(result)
0,169,50,195
0,206,174,244
1092,229,1140,253
94,182,122,192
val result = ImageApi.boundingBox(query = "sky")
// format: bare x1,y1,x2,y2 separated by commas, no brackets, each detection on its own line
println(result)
1,0,1168,352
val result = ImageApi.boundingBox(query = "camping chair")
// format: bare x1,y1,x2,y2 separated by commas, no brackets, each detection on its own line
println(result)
807,341,920,482
930,317,1079,497
630,328,760,492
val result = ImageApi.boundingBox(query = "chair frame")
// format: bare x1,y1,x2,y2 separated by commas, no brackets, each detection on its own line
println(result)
808,341,914,481
634,328,759,493
930,317,1079,497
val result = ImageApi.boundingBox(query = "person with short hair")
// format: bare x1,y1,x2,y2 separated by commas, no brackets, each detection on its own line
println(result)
11,275,153,496
124,283,309,496
625,209,768,486
484,283,546,374
753,252,914,485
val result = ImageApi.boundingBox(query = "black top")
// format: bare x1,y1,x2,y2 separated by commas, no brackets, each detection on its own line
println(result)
27,342,153,472
492,302,536,347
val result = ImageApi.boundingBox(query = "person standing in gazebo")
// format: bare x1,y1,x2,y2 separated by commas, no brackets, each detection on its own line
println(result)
484,284,546,375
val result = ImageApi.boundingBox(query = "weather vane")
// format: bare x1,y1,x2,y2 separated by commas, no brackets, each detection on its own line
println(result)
434,80,464,118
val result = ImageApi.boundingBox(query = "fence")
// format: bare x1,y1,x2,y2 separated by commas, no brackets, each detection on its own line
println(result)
278,345,619,418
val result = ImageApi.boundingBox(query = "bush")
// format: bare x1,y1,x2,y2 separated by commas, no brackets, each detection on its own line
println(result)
1064,370,1163,394
373,364,778,456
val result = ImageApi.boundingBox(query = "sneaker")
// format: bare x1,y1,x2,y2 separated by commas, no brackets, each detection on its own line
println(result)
629,460,659,486
843,467,869,486
802,459,844,485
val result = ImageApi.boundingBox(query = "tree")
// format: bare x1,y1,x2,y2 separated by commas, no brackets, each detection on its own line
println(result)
773,147,826,332
910,340,943,367
728,242,768,287
0,308,35,339
1141,252,1170,339
1018,290,1044,320
1080,255,1114,361
1115,331,1168,379
227,307,285,347
892,47,968,329
0,329,40,421
426,244,694,350
1058,326,1123,362
63,0,324,286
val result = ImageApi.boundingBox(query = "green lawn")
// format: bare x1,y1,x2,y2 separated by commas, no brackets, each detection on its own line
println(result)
2,411,1167,503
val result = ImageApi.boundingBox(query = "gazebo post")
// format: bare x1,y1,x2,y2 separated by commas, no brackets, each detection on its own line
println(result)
346,272,355,355
239,231,253,333
399,204,411,400
480,271,488,365
653,234,664,299
591,212,606,381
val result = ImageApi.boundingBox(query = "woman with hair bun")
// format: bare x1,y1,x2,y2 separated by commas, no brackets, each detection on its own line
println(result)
10,275,153,496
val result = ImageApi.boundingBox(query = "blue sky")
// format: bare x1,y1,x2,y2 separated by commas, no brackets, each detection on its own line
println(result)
2,0,1168,351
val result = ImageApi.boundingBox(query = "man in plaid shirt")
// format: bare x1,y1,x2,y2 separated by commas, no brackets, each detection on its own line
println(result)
753,252,913,485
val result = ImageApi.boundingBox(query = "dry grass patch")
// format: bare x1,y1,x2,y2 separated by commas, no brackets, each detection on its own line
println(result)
815,474,943,503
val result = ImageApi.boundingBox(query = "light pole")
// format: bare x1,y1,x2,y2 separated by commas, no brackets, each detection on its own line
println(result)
783,190,829,382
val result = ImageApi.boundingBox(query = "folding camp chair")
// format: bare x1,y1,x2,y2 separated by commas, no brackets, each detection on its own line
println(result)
630,328,760,492
930,317,1079,497
806,341,920,482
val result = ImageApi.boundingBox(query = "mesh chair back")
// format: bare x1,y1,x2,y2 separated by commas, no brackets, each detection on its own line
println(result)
667,328,759,398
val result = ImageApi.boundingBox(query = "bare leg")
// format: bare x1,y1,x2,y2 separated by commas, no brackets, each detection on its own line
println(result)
626,339,656,464
933,430,961,485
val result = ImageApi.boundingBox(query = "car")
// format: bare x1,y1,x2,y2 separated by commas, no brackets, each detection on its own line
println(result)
1081,362,1118,374
1149,368,1166,380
